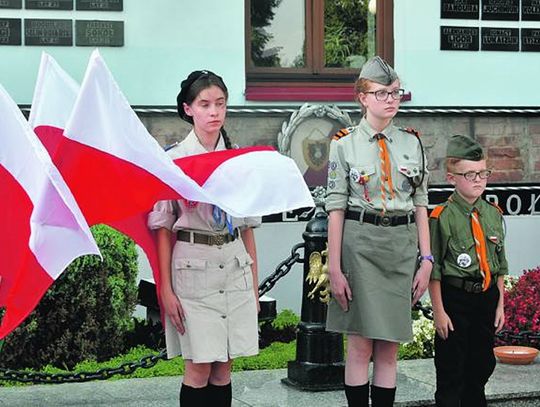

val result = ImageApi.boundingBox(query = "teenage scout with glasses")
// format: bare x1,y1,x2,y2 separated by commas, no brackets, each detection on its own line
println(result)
325,56,432,407
429,134,507,407
148,70,260,407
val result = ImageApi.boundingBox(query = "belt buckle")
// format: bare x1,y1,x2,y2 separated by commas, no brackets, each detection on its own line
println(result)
471,282,483,293
210,234,225,246
380,215,391,227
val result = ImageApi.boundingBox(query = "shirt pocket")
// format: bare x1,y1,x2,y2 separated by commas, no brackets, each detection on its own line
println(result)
448,237,476,270
396,159,422,194
348,164,376,198
484,227,503,270
173,258,208,299
229,253,254,292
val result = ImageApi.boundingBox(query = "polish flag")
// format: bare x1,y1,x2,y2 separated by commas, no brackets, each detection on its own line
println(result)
29,51,313,317
0,84,100,339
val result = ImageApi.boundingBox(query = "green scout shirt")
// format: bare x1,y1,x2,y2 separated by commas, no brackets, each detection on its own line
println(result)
430,191,509,281
325,117,429,213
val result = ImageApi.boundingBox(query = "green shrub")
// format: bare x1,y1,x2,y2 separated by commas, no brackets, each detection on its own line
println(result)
0,225,138,370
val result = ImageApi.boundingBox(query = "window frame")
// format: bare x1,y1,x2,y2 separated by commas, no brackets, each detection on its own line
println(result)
245,0,394,87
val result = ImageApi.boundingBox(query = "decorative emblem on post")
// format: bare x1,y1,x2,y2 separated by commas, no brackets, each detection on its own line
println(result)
306,244,330,303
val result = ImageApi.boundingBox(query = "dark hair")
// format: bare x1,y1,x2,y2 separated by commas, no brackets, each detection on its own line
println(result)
176,70,232,149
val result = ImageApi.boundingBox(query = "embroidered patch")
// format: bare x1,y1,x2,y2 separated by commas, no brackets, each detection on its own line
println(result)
329,161,338,171
349,168,360,183
402,179,412,192
457,253,472,268
328,170,337,179
328,180,336,189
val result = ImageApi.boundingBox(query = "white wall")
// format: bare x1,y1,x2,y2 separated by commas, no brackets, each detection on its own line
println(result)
0,0,247,105
394,0,540,107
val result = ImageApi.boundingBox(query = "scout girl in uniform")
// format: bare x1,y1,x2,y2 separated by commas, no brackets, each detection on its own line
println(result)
148,70,260,406
429,135,507,407
325,56,432,407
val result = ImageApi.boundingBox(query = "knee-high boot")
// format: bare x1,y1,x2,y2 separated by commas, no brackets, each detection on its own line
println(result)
179,383,209,406
344,382,369,407
207,382,232,407
371,385,396,407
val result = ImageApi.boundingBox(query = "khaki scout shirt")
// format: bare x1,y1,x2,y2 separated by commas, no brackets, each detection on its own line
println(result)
325,117,429,213
148,130,261,233
429,192,508,281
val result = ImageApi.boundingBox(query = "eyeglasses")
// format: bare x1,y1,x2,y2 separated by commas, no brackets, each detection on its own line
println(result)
364,88,404,101
452,170,492,181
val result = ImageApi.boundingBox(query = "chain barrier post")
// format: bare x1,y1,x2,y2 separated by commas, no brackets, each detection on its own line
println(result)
282,206,345,391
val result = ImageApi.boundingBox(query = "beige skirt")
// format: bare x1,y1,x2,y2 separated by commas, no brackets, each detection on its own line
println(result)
165,238,259,363
326,219,418,343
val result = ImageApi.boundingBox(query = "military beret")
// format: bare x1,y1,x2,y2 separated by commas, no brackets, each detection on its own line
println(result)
358,56,398,85
176,70,224,123
446,134,484,161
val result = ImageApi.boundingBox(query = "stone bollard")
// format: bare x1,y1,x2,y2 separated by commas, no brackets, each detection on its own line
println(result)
282,207,344,391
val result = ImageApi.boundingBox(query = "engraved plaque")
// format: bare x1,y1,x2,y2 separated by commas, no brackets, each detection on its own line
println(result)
441,0,480,19
522,0,540,21
0,0,22,8
481,27,519,51
25,0,73,9
481,0,519,20
76,20,123,46
25,19,72,46
76,0,122,11
0,18,21,45
521,28,540,51
441,26,479,50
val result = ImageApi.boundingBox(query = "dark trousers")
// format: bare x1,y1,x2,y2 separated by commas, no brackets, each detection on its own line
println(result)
434,283,499,407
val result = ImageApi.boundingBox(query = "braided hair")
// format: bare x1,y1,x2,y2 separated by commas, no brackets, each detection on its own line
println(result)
176,70,233,149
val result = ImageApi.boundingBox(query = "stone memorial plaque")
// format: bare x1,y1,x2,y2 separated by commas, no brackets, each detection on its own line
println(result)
522,0,540,21
0,0,22,8
76,0,122,11
481,0,519,20
26,0,73,9
76,20,123,46
521,28,540,51
440,26,479,50
0,18,21,45
481,27,519,51
441,0,479,19
24,19,72,46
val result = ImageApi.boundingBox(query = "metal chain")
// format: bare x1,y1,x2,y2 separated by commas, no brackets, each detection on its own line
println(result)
258,243,305,297
0,350,167,384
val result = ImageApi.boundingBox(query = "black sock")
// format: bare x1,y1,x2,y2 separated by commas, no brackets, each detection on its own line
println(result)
179,383,208,406
344,382,369,407
207,382,232,407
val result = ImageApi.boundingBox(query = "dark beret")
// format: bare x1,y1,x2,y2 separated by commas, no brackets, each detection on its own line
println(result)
446,134,484,161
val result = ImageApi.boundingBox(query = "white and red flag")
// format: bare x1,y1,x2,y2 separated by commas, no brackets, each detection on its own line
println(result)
29,51,313,319
0,84,100,339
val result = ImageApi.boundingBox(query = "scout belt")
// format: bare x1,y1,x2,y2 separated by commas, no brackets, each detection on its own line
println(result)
442,276,496,294
177,230,237,246
345,210,415,227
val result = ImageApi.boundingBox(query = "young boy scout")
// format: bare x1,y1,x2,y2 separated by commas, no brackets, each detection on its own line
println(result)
429,134,507,407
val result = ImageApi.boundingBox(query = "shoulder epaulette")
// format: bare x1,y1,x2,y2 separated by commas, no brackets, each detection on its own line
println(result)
399,127,421,138
332,127,352,141
429,204,447,219
488,201,504,215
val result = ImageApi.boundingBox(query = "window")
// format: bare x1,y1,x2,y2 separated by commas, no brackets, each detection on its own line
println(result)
245,0,394,101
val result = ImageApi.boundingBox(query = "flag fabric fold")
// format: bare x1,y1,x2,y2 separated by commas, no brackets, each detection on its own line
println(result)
0,84,100,339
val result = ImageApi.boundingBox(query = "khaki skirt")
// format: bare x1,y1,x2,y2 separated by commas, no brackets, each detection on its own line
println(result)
326,218,418,343
164,238,259,363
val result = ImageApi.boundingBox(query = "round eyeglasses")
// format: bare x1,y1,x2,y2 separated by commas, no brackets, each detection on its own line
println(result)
364,88,405,101
452,170,492,181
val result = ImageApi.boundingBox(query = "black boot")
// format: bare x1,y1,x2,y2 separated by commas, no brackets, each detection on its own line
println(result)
344,382,369,407
371,385,396,407
179,383,208,406
207,382,232,407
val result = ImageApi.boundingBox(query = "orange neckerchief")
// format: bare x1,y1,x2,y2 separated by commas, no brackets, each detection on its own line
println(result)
471,208,492,291
375,133,395,213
